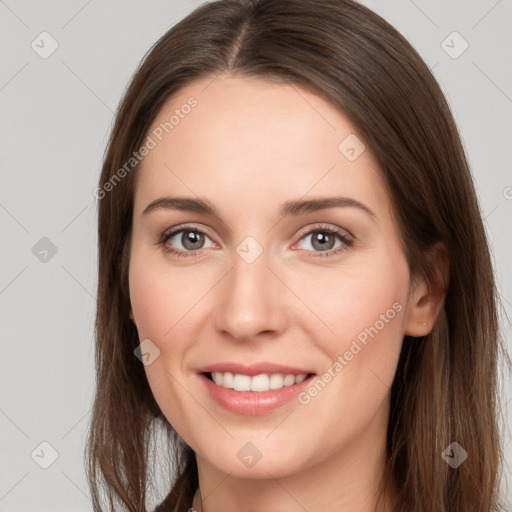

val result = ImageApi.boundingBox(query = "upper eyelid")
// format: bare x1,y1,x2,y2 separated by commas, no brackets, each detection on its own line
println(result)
162,223,211,238
295,223,353,240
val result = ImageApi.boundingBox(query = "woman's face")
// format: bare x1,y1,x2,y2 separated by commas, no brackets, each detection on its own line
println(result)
128,74,421,480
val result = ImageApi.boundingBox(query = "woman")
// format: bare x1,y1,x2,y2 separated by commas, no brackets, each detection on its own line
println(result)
85,1,508,511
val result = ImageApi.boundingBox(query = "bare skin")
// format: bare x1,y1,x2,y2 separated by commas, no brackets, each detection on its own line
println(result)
128,74,445,512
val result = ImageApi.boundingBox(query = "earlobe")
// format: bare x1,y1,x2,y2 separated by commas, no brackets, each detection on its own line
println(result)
129,307,136,325
404,278,435,336
404,243,449,337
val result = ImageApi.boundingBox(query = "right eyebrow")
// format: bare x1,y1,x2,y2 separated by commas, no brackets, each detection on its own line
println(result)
142,196,219,217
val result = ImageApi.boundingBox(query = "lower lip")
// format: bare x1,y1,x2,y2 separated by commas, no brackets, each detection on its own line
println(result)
199,373,315,415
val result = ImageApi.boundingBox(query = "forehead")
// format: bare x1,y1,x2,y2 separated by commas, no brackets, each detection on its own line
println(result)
134,74,388,216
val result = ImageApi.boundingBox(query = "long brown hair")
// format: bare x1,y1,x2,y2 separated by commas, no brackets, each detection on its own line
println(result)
85,1,509,510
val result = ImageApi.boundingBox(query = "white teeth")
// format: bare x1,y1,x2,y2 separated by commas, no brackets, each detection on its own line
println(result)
209,372,309,392
269,374,284,389
283,374,295,386
222,371,234,388
233,374,251,391
251,374,269,392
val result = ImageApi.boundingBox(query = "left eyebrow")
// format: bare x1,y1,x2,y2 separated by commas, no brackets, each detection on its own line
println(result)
278,196,376,220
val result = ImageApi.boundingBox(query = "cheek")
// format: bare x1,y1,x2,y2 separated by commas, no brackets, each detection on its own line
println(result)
128,249,206,346
298,253,405,366
129,253,203,439
330,274,405,360
294,254,408,434
292,255,407,356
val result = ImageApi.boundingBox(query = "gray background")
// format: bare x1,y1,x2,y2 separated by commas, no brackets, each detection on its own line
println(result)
1,0,511,510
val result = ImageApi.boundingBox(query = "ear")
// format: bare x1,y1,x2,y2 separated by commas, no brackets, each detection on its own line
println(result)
404,242,449,337
129,306,136,325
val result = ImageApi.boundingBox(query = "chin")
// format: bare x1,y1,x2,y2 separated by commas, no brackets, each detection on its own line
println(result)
194,437,315,480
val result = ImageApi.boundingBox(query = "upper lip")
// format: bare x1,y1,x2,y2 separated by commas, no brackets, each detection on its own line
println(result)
197,362,315,376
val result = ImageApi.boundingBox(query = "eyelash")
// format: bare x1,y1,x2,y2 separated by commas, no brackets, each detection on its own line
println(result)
157,223,354,259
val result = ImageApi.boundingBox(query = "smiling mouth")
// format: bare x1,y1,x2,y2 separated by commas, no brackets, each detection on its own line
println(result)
203,371,315,392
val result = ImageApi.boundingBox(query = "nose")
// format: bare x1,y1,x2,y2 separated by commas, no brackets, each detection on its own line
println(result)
213,248,289,342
